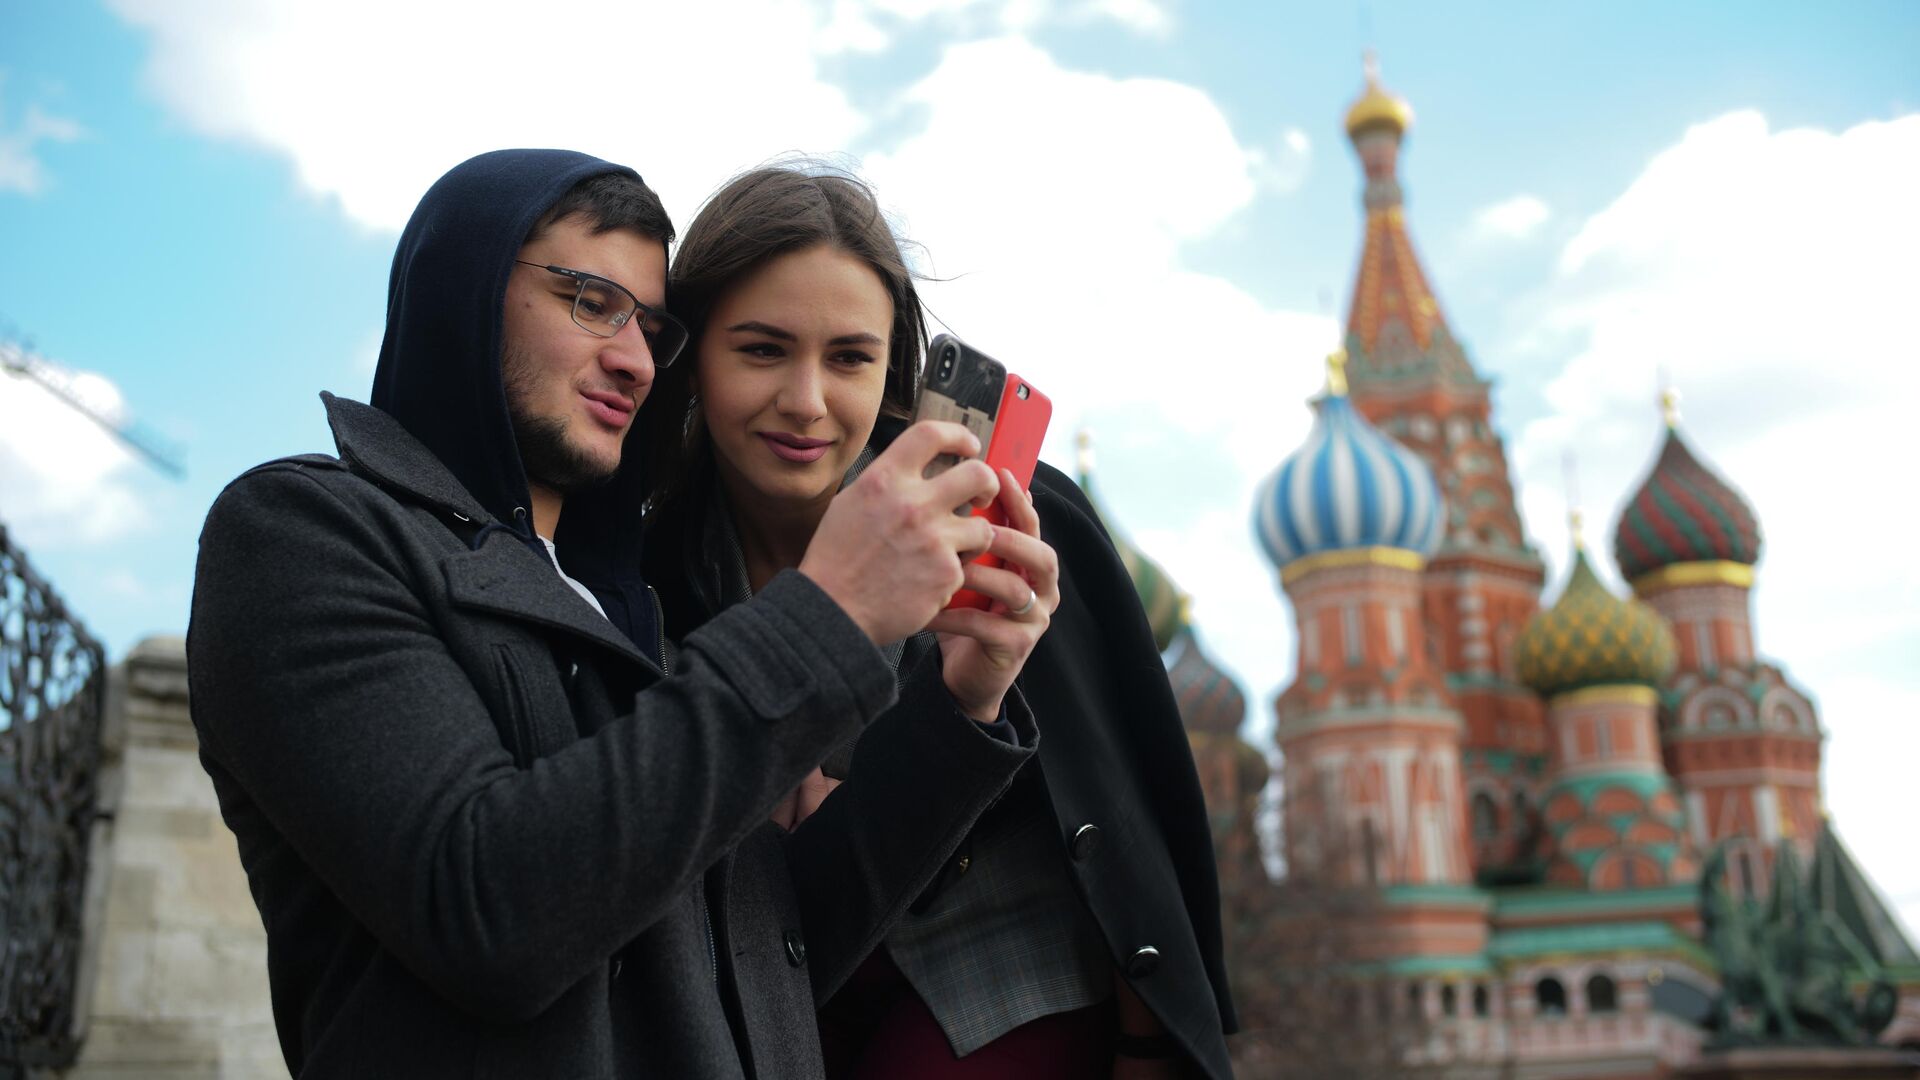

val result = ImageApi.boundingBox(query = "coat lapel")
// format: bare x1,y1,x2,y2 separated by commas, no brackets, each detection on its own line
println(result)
443,539,653,670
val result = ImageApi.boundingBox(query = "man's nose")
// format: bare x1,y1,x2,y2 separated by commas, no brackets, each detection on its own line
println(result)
599,316,656,390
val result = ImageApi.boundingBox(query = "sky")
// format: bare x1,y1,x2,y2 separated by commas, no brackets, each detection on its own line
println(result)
2,2,1916,933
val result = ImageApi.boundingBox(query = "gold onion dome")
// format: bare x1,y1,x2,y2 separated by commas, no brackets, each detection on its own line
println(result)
1077,431,1188,652
1345,53,1414,140
1516,543,1678,698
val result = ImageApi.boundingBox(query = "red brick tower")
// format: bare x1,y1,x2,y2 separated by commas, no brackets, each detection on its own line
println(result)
1338,57,1548,880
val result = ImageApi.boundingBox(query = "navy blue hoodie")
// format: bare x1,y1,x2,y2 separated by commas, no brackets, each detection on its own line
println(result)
369,147,659,649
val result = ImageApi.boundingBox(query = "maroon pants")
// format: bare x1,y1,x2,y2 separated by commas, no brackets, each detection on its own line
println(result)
819,951,1115,1080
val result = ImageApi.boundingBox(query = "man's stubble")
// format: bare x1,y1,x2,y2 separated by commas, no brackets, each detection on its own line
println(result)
502,344,623,498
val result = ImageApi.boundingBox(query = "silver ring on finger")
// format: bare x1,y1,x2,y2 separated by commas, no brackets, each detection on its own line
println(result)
1009,588,1037,617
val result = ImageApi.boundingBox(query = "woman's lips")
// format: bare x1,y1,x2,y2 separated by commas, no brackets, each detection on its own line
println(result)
759,432,831,463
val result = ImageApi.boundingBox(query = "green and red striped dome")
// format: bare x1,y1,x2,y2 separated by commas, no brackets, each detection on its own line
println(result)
1613,428,1761,583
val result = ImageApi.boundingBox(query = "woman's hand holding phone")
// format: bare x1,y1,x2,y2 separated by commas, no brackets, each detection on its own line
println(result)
925,466,1060,724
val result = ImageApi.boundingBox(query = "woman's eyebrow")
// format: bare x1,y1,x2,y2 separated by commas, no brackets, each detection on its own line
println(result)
726,319,794,340
726,321,884,348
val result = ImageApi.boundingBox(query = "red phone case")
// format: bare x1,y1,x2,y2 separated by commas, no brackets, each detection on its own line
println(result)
950,374,1053,610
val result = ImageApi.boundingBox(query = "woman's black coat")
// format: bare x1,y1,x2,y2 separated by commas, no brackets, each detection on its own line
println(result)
647,427,1237,1080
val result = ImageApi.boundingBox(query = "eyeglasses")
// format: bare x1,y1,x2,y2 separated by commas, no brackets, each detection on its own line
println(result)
514,261,689,367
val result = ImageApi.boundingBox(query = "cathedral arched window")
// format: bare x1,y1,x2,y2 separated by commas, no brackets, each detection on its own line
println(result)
1471,792,1499,841
1361,818,1382,886
1587,973,1619,1013
1440,983,1458,1017
1472,983,1490,1018
1535,976,1567,1016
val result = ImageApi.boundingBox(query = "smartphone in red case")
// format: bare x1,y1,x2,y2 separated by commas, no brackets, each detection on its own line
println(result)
950,372,1053,610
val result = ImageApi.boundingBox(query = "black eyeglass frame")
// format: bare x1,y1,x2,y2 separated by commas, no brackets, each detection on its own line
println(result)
514,260,688,367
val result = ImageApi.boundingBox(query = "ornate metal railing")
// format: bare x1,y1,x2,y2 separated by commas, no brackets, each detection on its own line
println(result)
0,522,106,1069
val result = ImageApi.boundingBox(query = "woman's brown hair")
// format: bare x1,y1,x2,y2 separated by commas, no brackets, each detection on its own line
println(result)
645,164,927,510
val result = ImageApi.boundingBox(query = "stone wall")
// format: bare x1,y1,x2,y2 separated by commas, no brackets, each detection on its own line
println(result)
51,636,280,1080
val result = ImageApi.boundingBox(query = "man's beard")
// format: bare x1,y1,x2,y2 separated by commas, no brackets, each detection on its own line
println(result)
503,348,622,496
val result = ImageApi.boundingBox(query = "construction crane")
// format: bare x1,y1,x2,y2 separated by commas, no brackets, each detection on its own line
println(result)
1,335,186,479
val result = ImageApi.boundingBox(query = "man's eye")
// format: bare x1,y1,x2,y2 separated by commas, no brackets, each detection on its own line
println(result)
577,298,609,317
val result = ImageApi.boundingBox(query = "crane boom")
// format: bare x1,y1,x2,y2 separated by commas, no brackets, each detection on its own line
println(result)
1,338,186,479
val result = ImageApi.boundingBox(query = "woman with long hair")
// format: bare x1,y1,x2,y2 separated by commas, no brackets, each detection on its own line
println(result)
643,164,1235,1080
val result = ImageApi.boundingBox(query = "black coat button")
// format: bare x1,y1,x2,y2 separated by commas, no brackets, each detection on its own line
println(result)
784,929,807,967
1125,946,1161,978
1071,824,1101,861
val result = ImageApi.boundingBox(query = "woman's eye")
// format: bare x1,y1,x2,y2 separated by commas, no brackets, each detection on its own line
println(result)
832,350,878,367
740,342,783,359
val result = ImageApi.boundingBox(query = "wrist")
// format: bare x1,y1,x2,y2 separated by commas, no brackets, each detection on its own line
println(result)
963,697,1001,725
798,565,884,646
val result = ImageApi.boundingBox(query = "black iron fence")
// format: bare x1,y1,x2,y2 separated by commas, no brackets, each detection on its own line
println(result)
0,523,106,1069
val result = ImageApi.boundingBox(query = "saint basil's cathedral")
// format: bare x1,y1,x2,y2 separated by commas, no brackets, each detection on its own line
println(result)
1084,60,1920,1076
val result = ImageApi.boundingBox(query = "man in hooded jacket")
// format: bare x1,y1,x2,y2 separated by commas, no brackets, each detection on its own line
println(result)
187,150,1037,1078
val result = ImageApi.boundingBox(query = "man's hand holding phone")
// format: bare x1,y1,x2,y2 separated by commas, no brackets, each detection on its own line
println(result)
799,420,998,647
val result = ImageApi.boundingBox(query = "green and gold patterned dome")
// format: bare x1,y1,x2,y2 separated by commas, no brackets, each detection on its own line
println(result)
1078,431,1187,652
1516,544,1677,698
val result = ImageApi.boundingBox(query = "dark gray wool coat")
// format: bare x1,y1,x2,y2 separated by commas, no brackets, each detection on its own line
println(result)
186,150,1032,1079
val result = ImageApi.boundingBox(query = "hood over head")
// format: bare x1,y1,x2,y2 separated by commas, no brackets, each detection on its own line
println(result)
370,148,646,533
370,148,663,648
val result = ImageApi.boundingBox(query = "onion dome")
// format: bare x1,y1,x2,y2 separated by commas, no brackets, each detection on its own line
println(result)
1166,627,1246,737
1516,540,1678,697
1345,51,1413,140
1077,432,1187,651
1253,350,1444,574
1613,394,1762,586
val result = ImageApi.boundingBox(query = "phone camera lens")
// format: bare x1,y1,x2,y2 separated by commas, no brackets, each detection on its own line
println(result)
1016,384,1030,400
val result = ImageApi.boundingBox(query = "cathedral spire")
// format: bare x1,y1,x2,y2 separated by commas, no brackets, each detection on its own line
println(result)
1342,55,1463,377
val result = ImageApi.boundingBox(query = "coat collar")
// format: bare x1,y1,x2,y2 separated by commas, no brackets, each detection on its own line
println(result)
321,391,495,525
321,391,653,670
442,538,652,669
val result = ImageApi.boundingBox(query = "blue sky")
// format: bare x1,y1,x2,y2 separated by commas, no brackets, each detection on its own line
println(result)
3,2,1917,926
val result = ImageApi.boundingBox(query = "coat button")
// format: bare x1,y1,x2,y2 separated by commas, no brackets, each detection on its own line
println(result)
784,929,807,967
1125,946,1160,978
1071,823,1101,861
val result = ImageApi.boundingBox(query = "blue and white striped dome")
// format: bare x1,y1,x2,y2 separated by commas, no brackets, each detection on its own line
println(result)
1253,391,1445,571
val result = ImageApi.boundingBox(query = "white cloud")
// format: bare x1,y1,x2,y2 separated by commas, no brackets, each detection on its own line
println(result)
107,0,870,233
1471,193,1550,241
0,75,85,196
1250,126,1311,195
0,348,151,545
105,0,1174,230
1509,108,1920,934
818,0,1171,50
